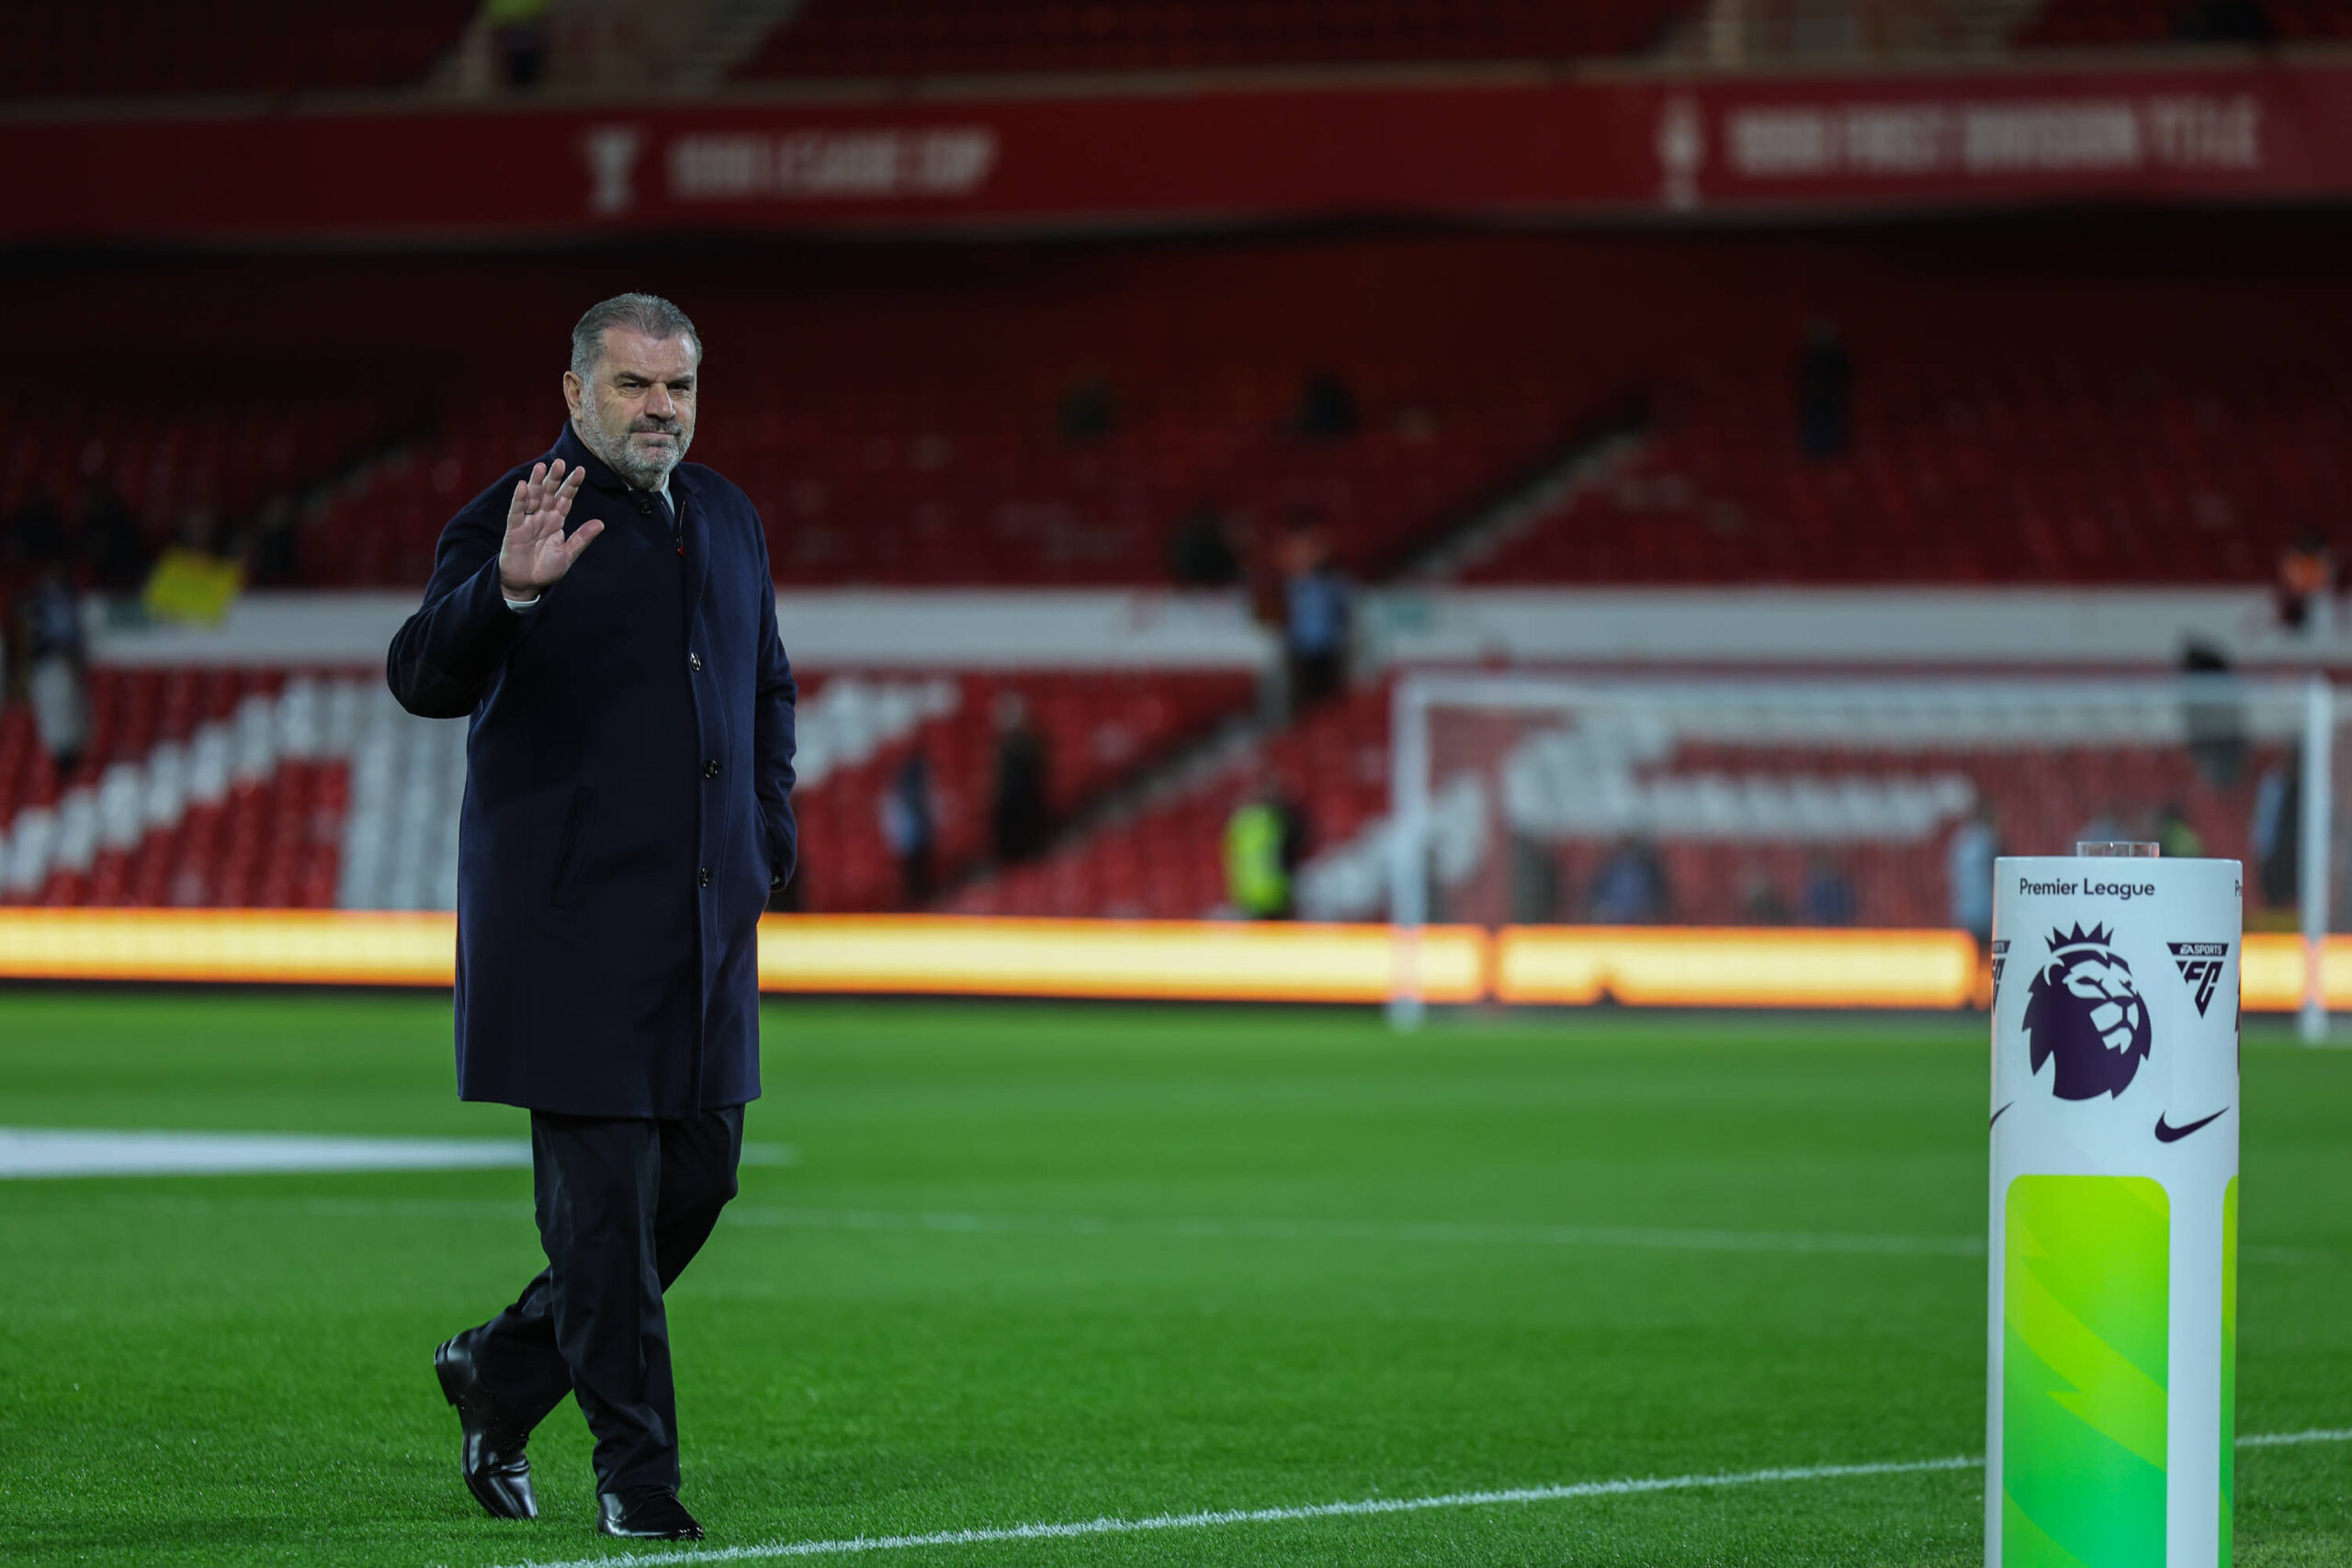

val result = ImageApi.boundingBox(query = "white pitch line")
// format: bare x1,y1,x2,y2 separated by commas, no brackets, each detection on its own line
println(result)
0,1127,531,1179
2238,1427,2352,1447
476,1429,2352,1568
481,1455,1978,1568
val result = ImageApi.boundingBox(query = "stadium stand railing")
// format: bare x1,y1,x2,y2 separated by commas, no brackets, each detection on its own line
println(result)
2018,0,2352,45
729,0,1696,80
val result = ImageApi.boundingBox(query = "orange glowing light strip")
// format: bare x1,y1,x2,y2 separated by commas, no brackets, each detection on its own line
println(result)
1495,925,1985,1010
0,910,2335,1012
0,910,1489,1005
752,915,1489,1004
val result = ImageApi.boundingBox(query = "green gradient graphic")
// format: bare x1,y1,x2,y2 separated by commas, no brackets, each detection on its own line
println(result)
2222,1176,2238,1568
2003,1175,2170,1568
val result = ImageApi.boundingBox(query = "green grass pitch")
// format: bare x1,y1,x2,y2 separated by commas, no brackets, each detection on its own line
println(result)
1,990,2347,1567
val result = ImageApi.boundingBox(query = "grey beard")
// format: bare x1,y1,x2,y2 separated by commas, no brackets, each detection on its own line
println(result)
578,417,688,491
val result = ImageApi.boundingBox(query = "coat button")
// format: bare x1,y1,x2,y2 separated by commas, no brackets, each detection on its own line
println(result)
704,758,721,778
697,868,712,887
689,652,703,671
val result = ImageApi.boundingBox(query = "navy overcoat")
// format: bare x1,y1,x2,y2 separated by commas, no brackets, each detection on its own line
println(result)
387,423,797,1118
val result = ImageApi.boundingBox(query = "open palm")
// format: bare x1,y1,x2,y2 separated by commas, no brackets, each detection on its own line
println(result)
498,460,602,599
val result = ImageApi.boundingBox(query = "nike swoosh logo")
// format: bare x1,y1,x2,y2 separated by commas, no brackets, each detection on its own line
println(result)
1988,1101,2015,1130
2154,1108,2230,1143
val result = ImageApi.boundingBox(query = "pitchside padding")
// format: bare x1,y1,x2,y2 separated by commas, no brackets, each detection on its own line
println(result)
1988,856,2241,1568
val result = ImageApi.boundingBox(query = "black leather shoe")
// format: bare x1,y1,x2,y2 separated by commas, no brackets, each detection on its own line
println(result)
598,1487,704,1540
434,1336,537,1521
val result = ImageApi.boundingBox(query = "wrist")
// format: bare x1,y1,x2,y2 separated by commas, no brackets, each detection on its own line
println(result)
498,578,540,604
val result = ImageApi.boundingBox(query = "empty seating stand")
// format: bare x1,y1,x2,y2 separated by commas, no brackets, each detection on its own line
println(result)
0,668,1255,913
0,392,397,595
0,1,478,98
301,377,1578,590
0,667,350,909
1465,361,2352,585
950,677,2287,926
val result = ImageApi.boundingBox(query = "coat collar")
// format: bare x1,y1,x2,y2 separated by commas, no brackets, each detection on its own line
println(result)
554,423,711,612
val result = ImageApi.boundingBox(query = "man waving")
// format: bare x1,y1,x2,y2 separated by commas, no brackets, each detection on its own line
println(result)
389,293,797,1542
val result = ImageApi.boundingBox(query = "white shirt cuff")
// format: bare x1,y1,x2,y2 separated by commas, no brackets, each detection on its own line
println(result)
503,593,540,612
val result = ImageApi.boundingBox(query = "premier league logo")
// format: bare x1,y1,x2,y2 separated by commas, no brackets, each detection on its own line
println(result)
2022,923,2153,1100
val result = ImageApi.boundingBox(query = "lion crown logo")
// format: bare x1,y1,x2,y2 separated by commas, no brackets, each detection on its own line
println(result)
2022,923,2152,1100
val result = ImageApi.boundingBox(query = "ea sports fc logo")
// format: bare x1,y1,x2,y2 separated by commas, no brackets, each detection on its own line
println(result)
2022,923,2153,1100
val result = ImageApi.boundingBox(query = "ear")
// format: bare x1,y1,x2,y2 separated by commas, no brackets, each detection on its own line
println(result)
563,370,585,421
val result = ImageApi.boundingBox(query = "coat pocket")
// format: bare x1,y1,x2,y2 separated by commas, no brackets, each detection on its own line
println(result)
548,786,599,908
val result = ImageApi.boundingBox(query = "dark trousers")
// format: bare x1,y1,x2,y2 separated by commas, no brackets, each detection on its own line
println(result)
460,1105,743,1494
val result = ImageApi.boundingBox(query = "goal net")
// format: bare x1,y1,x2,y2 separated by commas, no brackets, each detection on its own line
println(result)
1383,671,2344,1032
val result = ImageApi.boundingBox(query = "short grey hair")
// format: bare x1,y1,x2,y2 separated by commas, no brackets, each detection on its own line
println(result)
570,293,701,380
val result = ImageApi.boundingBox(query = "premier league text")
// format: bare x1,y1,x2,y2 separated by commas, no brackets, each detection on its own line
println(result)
2015,876,2159,900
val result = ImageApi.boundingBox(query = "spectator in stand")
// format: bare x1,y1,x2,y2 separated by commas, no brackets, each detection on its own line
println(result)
1279,513,1350,716
1948,805,1998,950
247,495,300,587
1588,837,1668,924
4,490,68,570
1800,853,1858,926
2075,806,2129,851
76,476,151,593
879,749,938,908
1057,376,1116,445
1225,771,1306,919
1511,833,1565,923
2251,758,2300,910
2275,529,2335,635
487,0,553,88
989,692,1051,865
2180,639,2246,790
2155,802,2205,862
2176,0,2274,41
17,562,89,782
1797,319,1852,461
1168,505,1241,588
1738,860,1789,925
1293,371,1361,442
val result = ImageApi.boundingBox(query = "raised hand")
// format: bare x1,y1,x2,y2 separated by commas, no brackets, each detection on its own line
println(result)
497,460,600,601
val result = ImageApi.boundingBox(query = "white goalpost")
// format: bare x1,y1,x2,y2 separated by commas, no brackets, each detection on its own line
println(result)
1385,671,2339,1036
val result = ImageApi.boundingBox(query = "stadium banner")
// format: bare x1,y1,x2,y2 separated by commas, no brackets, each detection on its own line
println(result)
8,59,2352,241
0,908,2337,1012
1985,856,2241,1566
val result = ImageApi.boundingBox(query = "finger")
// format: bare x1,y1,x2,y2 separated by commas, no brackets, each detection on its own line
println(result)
506,478,531,530
515,470,547,527
562,519,604,561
